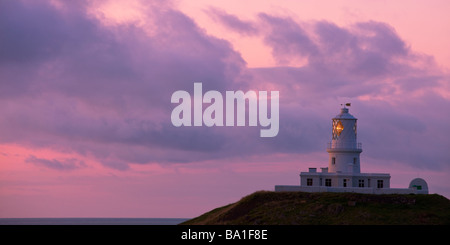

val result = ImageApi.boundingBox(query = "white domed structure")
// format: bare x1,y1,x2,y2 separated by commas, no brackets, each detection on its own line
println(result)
409,178,429,194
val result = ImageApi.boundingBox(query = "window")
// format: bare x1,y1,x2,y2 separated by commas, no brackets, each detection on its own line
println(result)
353,157,357,165
307,178,313,186
343,179,347,187
358,179,364,187
377,180,384,188
332,157,336,165
325,179,332,187
336,121,344,136
332,120,344,139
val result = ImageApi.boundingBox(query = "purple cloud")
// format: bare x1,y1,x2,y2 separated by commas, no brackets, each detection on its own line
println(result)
243,14,450,169
206,8,259,36
0,2,448,172
0,0,249,169
25,155,86,171
258,13,319,65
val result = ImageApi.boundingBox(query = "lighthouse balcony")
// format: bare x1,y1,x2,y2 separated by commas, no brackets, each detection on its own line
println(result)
327,141,362,150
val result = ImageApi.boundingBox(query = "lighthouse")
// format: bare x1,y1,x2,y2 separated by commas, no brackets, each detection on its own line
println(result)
275,104,429,194
326,106,362,174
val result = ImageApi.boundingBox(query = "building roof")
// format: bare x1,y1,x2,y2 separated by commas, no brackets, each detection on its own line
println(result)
334,107,356,120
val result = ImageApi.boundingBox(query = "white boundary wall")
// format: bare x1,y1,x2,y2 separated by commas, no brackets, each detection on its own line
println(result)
274,185,428,194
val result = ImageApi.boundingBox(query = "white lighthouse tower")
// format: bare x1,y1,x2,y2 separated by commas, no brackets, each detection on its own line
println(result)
327,105,362,174
275,104,429,194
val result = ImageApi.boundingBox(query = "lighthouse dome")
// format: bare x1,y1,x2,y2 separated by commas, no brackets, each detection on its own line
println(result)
334,108,356,120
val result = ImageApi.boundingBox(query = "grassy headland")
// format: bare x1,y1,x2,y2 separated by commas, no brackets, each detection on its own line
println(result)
181,191,450,225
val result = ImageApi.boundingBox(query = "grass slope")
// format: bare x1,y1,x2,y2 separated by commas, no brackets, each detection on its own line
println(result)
181,191,450,225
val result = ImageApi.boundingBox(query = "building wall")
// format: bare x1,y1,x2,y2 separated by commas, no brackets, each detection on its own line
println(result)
275,185,425,194
300,172,391,189
327,150,361,173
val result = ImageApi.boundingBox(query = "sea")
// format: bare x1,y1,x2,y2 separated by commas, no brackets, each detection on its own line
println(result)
0,218,189,225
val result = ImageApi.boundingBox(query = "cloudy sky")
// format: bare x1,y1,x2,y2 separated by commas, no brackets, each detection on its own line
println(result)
1,0,449,218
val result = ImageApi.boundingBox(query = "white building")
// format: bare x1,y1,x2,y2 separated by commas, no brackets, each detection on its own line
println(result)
275,105,428,194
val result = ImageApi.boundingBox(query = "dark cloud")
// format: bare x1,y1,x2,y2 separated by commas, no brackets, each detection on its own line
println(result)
354,21,408,57
100,160,130,171
258,13,319,65
25,155,86,171
0,0,249,169
0,2,448,171
0,1,71,64
206,8,259,36
244,14,450,169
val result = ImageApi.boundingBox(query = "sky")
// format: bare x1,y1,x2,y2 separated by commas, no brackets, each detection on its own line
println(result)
0,0,449,218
